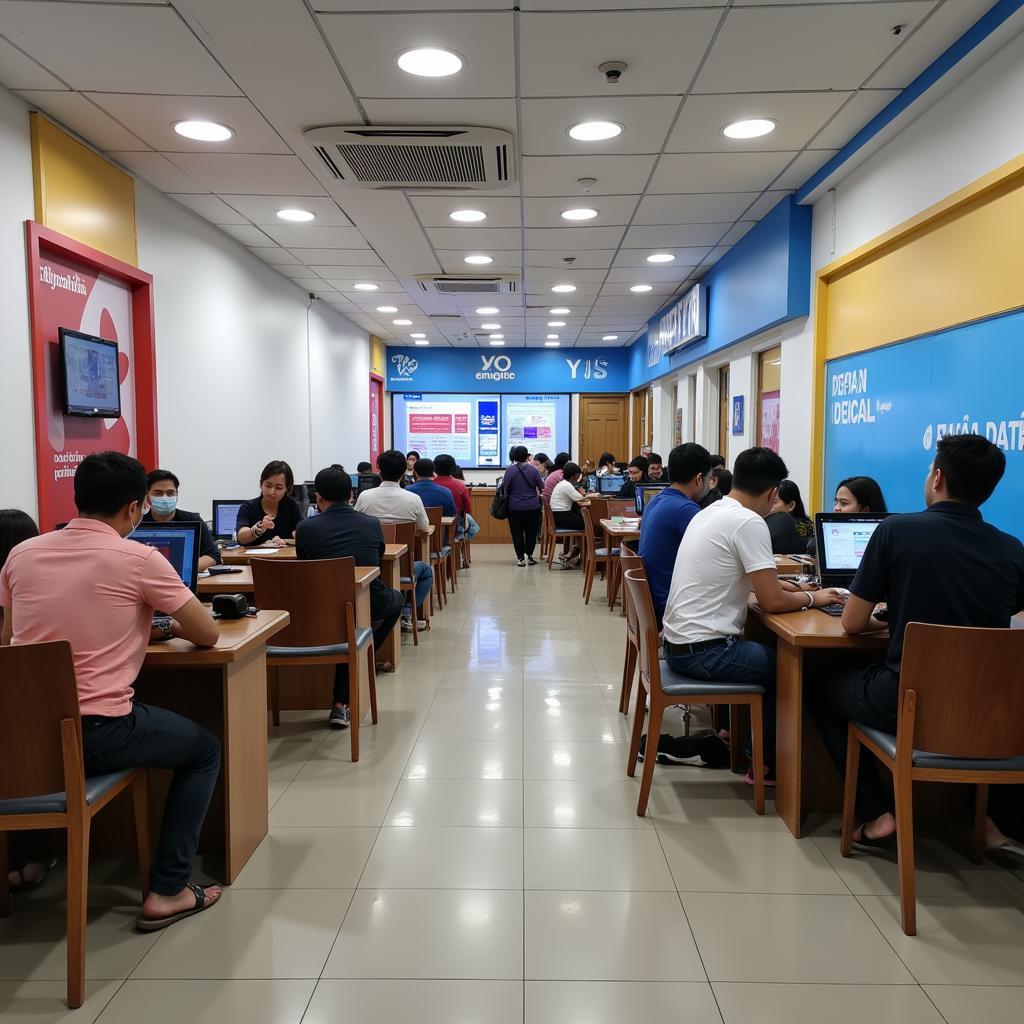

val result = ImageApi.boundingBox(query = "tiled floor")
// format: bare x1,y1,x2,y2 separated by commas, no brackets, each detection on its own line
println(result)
3,545,1024,1022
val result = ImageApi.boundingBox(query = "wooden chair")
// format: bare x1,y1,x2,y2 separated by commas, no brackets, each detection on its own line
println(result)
623,569,765,817
606,535,635,613
424,506,456,609
0,641,151,1009
251,557,377,762
840,623,1024,936
454,512,472,569
581,506,617,605
382,521,427,644
607,498,636,518
543,502,584,571
616,548,645,716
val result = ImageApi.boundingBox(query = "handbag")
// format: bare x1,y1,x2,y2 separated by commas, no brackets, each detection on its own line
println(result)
490,464,530,521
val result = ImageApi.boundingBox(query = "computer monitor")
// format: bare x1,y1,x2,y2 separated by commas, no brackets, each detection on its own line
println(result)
211,500,244,541
58,327,121,418
634,483,669,516
350,473,360,492
814,513,888,587
585,473,599,494
598,475,623,495
357,473,381,495
131,522,202,593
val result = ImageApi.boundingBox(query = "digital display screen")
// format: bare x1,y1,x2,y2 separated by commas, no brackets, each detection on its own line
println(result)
59,328,121,418
212,502,243,539
821,520,882,572
131,524,200,592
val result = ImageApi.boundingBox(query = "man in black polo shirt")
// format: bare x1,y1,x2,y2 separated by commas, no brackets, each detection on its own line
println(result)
812,434,1024,850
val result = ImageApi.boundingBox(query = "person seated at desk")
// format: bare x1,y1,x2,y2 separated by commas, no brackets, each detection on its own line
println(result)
765,479,814,555
0,452,222,930
144,469,222,569
434,454,480,542
235,460,302,548
533,453,553,478
616,456,650,499
356,449,432,629
699,465,732,509
647,452,665,482
550,462,589,568
596,452,617,477
403,450,420,486
812,434,1024,852
406,457,456,519
638,443,711,623
658,448,848,782
296,466,405,728
805,475,888,556
542,452,572,506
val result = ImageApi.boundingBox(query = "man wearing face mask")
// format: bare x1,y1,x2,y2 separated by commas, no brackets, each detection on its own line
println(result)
0,451,224,931
143,469,222,570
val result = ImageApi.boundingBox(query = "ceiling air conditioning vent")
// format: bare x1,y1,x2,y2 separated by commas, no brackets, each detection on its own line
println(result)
304,125,515,190
416,275,519,295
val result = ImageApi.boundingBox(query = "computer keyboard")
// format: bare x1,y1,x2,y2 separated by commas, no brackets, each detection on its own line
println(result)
819,603,845,617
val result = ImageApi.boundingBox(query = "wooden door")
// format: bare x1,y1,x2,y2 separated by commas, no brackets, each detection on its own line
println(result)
717,366,730,457
579,394,629,467
630,388,652,455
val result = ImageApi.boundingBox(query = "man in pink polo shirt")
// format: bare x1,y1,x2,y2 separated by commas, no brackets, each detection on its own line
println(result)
1,452,222,931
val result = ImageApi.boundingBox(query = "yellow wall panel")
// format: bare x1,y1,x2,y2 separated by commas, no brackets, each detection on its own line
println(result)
370,335,386,377
30,113,137,265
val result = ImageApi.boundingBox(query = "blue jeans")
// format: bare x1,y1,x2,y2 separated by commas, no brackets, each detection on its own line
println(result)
663,637,777,767
82,702,221,895
403,560,432,616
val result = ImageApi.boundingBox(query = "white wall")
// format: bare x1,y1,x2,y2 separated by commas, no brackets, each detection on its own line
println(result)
0,87,39,516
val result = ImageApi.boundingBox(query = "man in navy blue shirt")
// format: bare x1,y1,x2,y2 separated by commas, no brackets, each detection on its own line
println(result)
406,458,456,518
638,443,712,621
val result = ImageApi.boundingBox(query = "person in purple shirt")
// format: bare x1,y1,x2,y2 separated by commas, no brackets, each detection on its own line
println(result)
638,443,712,621
502,445,544,566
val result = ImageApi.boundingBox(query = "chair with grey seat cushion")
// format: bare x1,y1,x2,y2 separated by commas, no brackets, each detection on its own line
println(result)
841,622,1024,936
0,641,151,1010
251,556,377,762
623,569,766,818
543,502,584,570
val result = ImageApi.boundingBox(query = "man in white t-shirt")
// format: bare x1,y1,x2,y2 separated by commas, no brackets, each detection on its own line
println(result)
660,447,847,782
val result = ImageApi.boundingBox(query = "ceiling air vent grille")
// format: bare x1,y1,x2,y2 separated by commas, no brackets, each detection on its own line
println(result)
416,275,519,295
304,125,515,190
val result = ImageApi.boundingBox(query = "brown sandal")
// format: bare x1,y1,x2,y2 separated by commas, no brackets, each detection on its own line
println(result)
135,882,220,932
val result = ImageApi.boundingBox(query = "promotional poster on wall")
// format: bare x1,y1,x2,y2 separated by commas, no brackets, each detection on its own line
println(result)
732,395,745,435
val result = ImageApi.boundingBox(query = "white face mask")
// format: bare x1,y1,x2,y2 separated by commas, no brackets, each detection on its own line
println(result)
127,501,148,538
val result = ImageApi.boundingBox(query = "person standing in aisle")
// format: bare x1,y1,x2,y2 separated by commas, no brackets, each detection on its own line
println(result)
502,445,544,566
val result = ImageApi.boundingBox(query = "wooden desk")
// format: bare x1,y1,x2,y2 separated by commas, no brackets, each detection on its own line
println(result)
601,519,641,608
775,555,812,574
198,565,379,598
125,611,289,882
379,543,407,669
220,545,296,565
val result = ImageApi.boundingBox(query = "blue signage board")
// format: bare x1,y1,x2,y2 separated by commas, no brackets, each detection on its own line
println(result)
386,346,630,393
823,308,1024,541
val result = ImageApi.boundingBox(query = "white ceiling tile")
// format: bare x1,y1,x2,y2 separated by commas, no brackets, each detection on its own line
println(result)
810,90,901,149
314,270,400,286
164,153,327,195
720,221,757,245
17,92,148,150
307,265,397,280
0,35,66,89
171,193,250,225
217,223,277,247
523,155,657,197
599,281,676,296
649,151,794,193
409,195,522,229
520,96,680,156
248,247,302,266
525,250,615,270
270,263,320,280
291,277,329,291
633,192,760,225
360,98,517,134
317,12,516,98
0,3,241,94
424,227,522,250
318,0,509,9
109,151,208,193
524,226,626,250
745,191,792,220
84,94,290,155
524,267,608,284
773,149,840,189
867,0,994,89
261,224,371,249
695,3,934,93
622,223,732,248
286,249,384,265
668,91,850,153
518,9,722,96
219,195,352,226
433,254,521,274
605,266,692,284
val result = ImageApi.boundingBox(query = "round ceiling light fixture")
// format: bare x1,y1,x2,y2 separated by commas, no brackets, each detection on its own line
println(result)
488,333,504,340
544,341,560,347
173,119,233,142
410,333,426,338
551,284,576,293
567,120,622,142
450,208,486,222
602,334,619,341
377,305,398,313
276,208,315,222
547,320,566,327
546,334,559,340
393,318,413,326
414,340,430,346
397,47,463,78
722,117,776,140
560,207,598,221
354,282,378,291
476,306,499,315
549,307,570,315
630,284,653,293
489,339,505,346
480,322,501,330
646,253,675,263
464,254,493,265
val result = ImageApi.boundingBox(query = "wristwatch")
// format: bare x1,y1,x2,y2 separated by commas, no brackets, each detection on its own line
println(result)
153,615,174,641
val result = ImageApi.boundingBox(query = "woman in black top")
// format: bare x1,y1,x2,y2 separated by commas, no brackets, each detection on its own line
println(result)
236,460,303,547
766,479,814,554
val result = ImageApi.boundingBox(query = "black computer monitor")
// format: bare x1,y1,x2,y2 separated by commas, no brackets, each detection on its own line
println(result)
357,473,381,495
130,521,202,593
598,475,623,495
211,500,245,541
813,513,888,588
58,327,121,418
634,483,670,515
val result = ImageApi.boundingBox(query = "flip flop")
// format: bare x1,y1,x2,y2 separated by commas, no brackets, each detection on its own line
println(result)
9,856,58,894
987,838,1024,860
375,661,395,674
135,882,220,932
852,825,897,851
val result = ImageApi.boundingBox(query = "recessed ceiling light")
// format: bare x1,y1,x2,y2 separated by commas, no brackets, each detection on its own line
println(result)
561,207,598,221
480,323,501,330
173,119,233,142
722,117,776,140
546,334,559,340
393,318,413,326
544,341,561,347
547,320,566,327
602,334,619,341
464,254,493,265
489,339,505,346
354,282,378,291
450,209,486,222
551,284,576,293
410,333,426,338
647,253,675,263
630,284,653,293
396,47,463,78
276,208,315,222
377,305,398,313
567,120,622,142
414,340,430,346
549,307,570,315
476,306,499,315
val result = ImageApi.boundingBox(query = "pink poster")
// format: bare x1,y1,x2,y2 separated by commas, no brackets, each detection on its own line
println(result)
760,390,781,453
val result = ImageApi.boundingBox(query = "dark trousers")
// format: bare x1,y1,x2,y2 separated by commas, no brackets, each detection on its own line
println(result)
333,584,404,704
81,703,220,896
553,508,585,532
809,663,898,821
507,507,541,559
664,638,777,764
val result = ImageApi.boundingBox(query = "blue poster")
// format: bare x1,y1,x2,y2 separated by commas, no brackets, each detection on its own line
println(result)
823,308,1024,540
731,395,745,435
